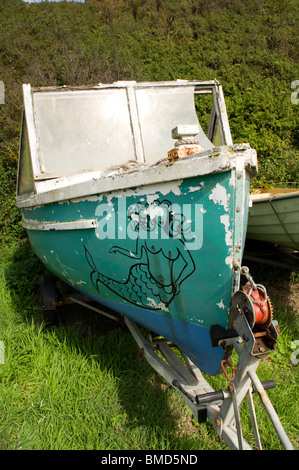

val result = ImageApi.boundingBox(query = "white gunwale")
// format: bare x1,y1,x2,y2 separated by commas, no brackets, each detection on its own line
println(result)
16,145,257,209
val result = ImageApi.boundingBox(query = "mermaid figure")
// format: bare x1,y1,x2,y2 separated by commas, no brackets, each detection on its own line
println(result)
84,200,196,310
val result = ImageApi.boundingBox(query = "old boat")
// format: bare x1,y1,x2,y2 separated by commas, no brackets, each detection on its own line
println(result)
247,189,299,251
16,80,293,449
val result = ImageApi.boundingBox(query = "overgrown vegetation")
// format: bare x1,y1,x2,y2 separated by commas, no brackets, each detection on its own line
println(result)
0,0,298,450
0,241,298,450
0,0,298,244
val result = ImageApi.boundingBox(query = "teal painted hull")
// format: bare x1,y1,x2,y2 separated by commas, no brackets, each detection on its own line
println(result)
21,170,249,375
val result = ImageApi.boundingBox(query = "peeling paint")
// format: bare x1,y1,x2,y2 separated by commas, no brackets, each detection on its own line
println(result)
146,194,159,205
209,183,230,212
147,297,169,312
145,204,165,219
104,180,183,205
75,280,87,286
187,182,204,193
216,299,225,309
225,253,233,267
220,214,233,246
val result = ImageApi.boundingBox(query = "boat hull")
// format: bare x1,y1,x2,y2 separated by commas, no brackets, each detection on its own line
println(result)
20,167,250,375
247,191,299,250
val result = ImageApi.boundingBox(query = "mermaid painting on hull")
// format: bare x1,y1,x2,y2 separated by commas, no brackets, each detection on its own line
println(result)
84,199,196,311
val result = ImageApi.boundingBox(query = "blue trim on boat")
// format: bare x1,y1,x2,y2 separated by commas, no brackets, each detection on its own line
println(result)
82,290,225,376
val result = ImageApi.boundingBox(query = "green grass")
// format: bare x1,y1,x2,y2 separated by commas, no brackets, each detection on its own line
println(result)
0,242,298,450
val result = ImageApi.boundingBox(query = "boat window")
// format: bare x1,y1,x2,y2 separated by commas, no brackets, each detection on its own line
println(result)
32,89,135,178
194,93,214,137
136,86,213,165
195,92,226,147
27,83,220,180
17,115,35,195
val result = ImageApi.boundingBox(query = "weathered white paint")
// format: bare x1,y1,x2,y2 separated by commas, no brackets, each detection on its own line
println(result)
216,299,225,309
22,84,42,175
147,298,169,312
220,214,233,246
145,204,166,219
209,183,230,212
187,183,204,193
22,218,97,231
225,253,233,267
16,146,257,210
101,180,183,206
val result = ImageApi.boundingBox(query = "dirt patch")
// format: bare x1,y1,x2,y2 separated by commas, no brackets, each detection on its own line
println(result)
266,280,299,311
55,301,123,337
40,278,124,338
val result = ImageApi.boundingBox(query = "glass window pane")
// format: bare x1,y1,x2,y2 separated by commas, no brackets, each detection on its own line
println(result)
33,89,135,177
136,86,213,165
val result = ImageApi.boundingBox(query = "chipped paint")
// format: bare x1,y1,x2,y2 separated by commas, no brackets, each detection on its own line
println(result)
225,253,233,267
187,182,204,193
216,299,225,309
16,147,257,209
145,204,165,220
209,183,230,212
74,280,87,286
104,180,183,205
229,172,235,187
146,194,159,205
147,298,169,312
220,214,233,246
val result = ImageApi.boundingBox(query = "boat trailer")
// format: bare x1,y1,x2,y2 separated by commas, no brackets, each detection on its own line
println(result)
41,270,294,451
124,301,293,450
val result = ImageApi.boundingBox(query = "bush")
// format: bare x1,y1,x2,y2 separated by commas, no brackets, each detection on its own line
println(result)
0,0,298,244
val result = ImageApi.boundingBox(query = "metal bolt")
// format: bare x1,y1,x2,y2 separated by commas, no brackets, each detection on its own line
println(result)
259,346,266,353
234,261,241,271
216,419,221,426
228,385,234,393
215,436,221,442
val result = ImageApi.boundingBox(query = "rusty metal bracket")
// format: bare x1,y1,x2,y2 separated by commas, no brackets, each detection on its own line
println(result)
221,359,238,381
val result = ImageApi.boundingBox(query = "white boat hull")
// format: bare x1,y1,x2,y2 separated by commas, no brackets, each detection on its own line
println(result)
247,190,299,250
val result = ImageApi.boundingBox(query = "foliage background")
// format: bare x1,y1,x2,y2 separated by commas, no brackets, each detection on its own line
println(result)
0,0,298,450
0,0,298,244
